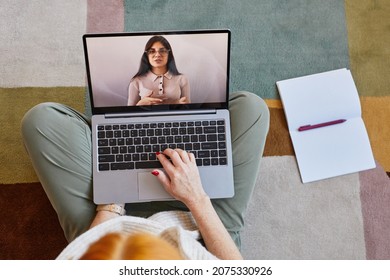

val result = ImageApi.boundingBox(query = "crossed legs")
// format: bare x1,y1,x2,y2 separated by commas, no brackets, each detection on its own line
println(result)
21,91,269,247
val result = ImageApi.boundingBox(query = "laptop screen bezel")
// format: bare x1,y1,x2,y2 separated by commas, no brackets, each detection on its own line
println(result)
82,29,231,115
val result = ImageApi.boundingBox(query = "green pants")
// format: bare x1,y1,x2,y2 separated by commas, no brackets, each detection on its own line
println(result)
21,91,269,249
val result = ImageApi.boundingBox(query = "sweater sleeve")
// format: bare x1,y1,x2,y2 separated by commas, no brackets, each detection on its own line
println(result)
128,79,140,106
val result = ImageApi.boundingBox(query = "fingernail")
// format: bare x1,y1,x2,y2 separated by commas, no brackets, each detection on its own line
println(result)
156,151,161,155
151,171,159,176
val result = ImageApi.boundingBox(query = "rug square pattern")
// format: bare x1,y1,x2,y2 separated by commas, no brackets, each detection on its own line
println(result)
124,0,349,99
0,87,85,184
0,0,87,87
241,156,366,259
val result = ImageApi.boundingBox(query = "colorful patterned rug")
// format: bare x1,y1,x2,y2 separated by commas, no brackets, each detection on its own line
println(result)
1,0,389,259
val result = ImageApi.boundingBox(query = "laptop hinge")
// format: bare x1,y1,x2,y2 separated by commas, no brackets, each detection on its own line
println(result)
105,109,217,119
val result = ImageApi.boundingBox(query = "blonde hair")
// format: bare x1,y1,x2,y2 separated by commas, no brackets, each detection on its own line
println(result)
80,232,183,260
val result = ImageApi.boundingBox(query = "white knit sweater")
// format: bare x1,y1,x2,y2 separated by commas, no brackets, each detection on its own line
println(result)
56,210,217,260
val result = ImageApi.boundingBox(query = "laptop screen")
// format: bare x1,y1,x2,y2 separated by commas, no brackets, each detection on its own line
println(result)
83,30,231,114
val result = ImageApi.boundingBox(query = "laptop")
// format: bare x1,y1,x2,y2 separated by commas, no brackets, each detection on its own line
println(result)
83,30,234,204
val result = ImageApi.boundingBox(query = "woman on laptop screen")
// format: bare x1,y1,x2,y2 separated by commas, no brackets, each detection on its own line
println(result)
128,35,191,106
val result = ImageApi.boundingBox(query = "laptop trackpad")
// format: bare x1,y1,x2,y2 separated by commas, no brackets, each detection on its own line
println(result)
138,172,173,200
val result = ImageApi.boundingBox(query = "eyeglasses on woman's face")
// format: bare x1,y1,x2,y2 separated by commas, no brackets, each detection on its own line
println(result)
145,48,170,56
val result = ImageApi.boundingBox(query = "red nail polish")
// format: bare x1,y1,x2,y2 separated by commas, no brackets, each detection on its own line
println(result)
156,151,161,155
151,171,159,176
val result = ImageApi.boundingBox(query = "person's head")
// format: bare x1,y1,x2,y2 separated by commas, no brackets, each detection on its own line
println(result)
79,232,183,260
133,35,181,78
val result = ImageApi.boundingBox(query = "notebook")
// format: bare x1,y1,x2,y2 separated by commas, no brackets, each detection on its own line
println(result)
82,30,235,203
276,68,376,183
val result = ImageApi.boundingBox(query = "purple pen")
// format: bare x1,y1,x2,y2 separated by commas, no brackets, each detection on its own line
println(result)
298,119,347,132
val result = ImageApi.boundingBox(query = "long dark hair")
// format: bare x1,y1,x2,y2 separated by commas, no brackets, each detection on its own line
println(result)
132,36,181,80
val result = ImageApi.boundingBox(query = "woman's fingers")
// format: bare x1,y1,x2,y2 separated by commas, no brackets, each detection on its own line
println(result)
178,97,188,104
151,169,171,189
175,149,191,163
146,97,163,105
155,151,175,174
153,148,205,204
137,97,163,106
161,148,190,165
187,151,196,163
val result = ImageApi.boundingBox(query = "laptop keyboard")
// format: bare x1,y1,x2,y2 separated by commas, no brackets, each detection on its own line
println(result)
96,120,228,171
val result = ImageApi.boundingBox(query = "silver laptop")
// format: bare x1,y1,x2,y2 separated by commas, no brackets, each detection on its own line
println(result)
83,30,234,204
